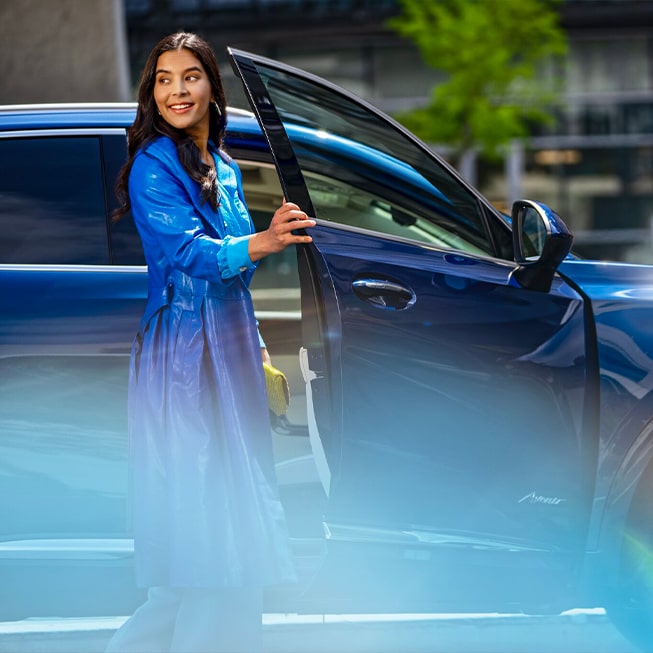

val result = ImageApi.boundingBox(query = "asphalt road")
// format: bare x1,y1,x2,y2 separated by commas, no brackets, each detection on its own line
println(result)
0,609,641,653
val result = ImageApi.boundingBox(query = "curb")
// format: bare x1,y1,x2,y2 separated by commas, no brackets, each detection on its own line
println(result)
0,609,636,653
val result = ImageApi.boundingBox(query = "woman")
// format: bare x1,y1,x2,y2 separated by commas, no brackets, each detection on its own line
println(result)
105,32,315,653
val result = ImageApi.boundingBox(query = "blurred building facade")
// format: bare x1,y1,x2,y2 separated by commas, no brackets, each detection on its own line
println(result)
124,0,653,262
0,0,131,104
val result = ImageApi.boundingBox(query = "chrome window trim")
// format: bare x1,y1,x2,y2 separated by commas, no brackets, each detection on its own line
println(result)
0,128,127,138
0,102,137,112
0,264,147,272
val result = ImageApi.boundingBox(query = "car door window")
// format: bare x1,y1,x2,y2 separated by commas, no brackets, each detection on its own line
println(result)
248,63,506,256
0,137,108,264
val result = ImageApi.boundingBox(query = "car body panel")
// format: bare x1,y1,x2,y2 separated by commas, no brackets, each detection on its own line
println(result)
557,259,653,558
0,265,146,538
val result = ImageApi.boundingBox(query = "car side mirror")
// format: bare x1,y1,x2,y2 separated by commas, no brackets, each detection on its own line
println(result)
509,200,574,293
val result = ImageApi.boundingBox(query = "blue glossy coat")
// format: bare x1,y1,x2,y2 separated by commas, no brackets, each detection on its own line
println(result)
127,136,294,588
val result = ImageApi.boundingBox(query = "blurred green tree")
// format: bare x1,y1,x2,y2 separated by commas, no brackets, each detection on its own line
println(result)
388,0,567,169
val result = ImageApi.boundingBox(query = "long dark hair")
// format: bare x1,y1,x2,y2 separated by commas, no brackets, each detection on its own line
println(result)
113,32,228,221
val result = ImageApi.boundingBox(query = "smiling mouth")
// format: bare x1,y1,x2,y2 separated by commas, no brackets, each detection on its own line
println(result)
169,103,194,112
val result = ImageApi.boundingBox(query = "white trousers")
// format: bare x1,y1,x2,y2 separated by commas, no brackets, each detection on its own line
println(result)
105,586,263,653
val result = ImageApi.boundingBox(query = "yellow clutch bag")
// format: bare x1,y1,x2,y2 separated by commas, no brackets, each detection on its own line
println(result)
263,362,290,416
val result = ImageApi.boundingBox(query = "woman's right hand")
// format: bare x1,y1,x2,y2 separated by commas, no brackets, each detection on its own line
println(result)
248,200,316,262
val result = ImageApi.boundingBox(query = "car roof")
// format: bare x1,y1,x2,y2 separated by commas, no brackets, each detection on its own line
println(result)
0,102,261,134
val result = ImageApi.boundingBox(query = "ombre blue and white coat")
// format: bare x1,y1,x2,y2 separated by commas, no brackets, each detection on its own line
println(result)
127,135,294,589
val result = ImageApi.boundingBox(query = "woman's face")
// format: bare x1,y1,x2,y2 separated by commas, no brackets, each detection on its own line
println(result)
153,48,213,141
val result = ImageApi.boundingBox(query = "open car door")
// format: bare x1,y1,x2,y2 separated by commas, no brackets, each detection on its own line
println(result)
229,49,597,613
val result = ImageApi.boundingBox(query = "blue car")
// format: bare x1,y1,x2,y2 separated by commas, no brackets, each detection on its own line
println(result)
1,48,653,651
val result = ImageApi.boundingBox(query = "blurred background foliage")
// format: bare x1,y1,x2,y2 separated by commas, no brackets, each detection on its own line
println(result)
388,0,568,166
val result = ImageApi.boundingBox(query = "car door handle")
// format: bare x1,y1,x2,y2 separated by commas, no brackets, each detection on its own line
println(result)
352,278,416,310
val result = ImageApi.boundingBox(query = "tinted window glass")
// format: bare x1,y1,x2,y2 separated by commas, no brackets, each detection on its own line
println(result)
103,134,146,265
0,137,108,264
254,64,498,256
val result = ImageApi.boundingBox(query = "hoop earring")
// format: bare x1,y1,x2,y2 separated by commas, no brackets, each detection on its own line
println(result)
214,101,222,117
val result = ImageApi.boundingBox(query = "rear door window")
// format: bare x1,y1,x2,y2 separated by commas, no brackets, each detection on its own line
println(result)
0,137,108,264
